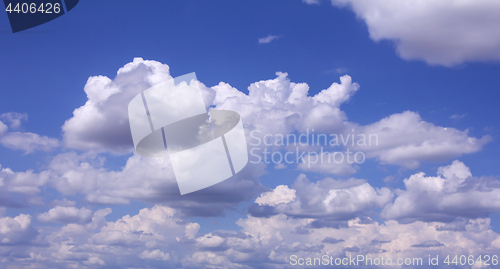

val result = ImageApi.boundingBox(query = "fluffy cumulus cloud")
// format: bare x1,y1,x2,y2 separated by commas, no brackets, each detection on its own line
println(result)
250,174,393,220
187,214,500,268
0,214,37,245
255,185,296,207
38,206,93,224
211,67,485,171
0,204,500,268
62,58,173,154
382,160,500,223
59,58,487,173
214,71,363,175
0,151,266,217
0,164,49,208
1,161,500,268
0,58,490,218
323,0,500,66
213,72,358,138
85,205,198,266
1,59,499,267
0,206,200,268
352,111,491,168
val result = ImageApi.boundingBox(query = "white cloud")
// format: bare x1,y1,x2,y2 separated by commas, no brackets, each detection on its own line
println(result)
0,131,60,154
45,205,196,267
38,206,93,224
56,60,366,203
183,214,500,268
352,111,491,168
250,174,393,219
255,185,296,206
0,59,492,239
303,0,320,4
329,0,500,66
212,71,485,169
0,112,27,129
0,206,197,267
335,67,348,74
0,151,266,217
89,205,194,247
59,59,485,171
382,160,500,223
450,113,467,120
1,204,500,268
210,70,489,172
258,35,281,44
2,59,498,268
0,214,37,245
62,58,174,154
0,113,59,154
62,58,216,154
213,72,358,139
0,165,48,198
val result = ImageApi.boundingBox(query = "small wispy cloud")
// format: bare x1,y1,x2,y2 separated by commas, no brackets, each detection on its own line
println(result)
258,35,281,44
335,67,348,74
450,113,467,120
324,67,348,74
0,112,27,129
302,0,320,4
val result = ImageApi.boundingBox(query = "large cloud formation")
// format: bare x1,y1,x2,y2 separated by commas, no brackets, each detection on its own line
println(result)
1,151,267,217
352,111,491,168
0,58,491,216
60,58,488,174
382,160,500,223
61,58,360,155
250,161,500,225
320,0,500,66
0,59,498,267
62,58,173,154
0,214,37,246
2,204,500,268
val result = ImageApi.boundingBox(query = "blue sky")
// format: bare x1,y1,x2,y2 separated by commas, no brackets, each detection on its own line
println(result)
1,0,500,268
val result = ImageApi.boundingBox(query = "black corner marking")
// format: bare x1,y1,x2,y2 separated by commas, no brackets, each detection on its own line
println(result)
3,0,79,33
64,0,78,12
